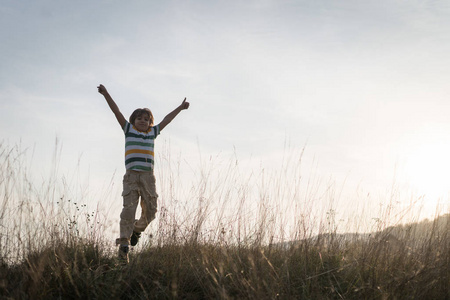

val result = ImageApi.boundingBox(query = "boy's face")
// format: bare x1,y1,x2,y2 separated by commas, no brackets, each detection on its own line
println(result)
134,114,151,132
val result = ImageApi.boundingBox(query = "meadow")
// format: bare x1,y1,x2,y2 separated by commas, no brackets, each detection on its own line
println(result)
0,142,448,299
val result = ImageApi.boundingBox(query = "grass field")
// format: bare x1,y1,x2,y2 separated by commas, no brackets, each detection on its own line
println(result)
1,143,449,299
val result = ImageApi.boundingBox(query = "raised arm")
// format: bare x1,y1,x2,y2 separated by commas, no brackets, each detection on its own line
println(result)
97,84,126,128
158,98,190,131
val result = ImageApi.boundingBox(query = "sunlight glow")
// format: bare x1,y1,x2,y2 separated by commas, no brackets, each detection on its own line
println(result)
403,141,450,201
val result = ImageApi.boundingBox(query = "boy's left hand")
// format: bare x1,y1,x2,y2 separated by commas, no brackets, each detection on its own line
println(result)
181,98,190,110
159,97,190,131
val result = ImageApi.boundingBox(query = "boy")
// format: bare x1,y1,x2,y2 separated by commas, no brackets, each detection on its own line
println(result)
97,84,190,263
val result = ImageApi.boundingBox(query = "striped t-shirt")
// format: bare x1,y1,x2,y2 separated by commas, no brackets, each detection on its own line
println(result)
123,121,160,171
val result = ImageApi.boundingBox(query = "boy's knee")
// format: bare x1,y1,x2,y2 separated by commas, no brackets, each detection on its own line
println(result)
119,214,134,226
120,204,138,222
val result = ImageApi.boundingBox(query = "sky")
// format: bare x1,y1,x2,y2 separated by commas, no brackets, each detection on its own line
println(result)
1,0,450,232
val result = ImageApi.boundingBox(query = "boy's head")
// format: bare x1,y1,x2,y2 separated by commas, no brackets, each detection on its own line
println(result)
129,108,154,132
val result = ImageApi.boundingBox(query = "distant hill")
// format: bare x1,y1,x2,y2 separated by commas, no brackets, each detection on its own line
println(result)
272,213,449,250
383,213,449,240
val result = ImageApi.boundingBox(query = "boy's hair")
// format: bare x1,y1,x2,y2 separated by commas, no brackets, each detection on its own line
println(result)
129,108,154,127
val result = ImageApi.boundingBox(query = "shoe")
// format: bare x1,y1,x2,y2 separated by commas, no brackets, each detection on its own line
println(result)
130,231,141,246
118,245,129,264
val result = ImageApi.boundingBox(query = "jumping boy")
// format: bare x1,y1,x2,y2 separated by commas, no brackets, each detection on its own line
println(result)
97,84,190,263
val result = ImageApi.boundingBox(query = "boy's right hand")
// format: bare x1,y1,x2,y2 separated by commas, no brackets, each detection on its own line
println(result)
97,84,108,95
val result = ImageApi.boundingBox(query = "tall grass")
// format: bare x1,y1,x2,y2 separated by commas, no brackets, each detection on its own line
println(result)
0,142,449,299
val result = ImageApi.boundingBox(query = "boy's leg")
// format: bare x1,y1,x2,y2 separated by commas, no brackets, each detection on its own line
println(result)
118,244,130,264
134,171,158,233
116,171,140,246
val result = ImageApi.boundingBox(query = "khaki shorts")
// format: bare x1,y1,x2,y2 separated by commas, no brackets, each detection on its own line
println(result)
116,169,158,245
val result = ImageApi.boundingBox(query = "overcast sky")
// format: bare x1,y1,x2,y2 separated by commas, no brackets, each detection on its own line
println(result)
2,0,450,226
